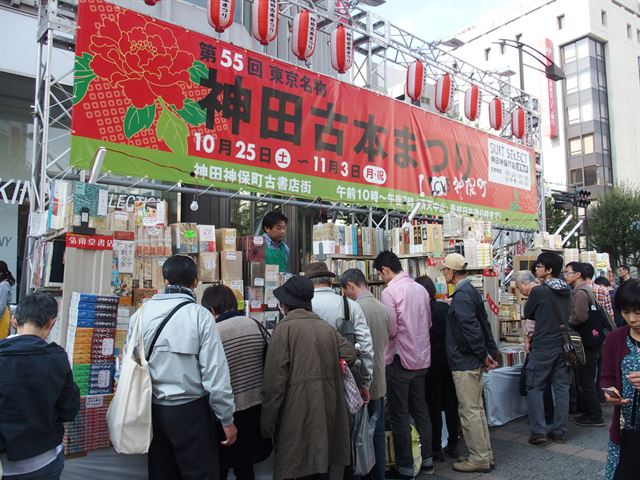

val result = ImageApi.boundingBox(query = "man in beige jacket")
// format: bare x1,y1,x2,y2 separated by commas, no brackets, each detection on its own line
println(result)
340,268,390,480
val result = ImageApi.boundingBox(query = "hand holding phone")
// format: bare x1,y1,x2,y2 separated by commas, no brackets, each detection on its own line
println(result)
602,387,630,405
602,387,620,399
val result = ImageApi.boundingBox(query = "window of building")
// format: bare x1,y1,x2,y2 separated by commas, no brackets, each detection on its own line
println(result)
600,100,609,119
581,102,593,122
570,168,584,185
578,71,591,90
576,38,589,59
565,74,578,94
602,134,610,153
601,10,607,26
628,24,632,39
595,41,604,59
584,165,598,186
637,29,640,44
569,137,582,156
500,42,505,55
583,134,594,154
563,43,576,63
558,15,565,30
485,47,491,61
567,105,580,124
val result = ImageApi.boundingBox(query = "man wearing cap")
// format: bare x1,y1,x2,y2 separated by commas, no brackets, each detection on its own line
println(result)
261,276,357,480
373,251,434,478
304,262,374,405
442,253,498,474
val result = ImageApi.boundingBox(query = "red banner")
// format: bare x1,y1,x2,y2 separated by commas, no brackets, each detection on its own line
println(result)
70,0,537,228
66,233,114,251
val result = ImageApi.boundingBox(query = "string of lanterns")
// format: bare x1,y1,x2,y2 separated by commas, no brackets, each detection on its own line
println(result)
148,0,529,138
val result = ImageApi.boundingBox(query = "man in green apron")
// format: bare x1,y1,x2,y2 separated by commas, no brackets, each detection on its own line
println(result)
262,211,289,273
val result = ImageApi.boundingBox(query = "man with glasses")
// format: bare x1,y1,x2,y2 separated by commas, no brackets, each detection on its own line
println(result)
564,262,605,427
524,253,573,445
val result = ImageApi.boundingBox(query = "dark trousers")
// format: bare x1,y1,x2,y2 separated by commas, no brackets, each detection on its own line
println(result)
576,344,604,420
366,398,386,480
149,397,220,480
386,356,431,476
425,366,459,452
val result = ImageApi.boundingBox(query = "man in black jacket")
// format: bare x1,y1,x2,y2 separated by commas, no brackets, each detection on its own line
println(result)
442,254,498,474
0,292,80,479
524,253,572,445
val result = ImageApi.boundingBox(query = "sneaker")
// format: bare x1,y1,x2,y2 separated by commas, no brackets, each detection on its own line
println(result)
420,464,435,475
457,457,495,470
528,433,548,445
443,444,459,458
452,461,491,473
385,468,414,480
547,432,566,443
432,451,445,462
574,416,604,427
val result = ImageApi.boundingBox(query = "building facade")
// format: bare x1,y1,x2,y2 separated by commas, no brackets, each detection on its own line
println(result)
447,0,640,196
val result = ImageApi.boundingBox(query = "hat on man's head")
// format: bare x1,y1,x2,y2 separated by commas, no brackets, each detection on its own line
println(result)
441,253,468,271
303,261,336,279
273,275,315,311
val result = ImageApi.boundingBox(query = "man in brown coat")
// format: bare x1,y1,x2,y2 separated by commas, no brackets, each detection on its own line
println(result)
261,275,357,480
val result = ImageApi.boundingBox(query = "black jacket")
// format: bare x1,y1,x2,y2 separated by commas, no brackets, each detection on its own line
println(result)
0,335,80,461
429,299,451,371
446,279,499,371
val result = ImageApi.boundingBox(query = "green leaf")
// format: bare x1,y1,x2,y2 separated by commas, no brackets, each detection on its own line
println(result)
156,102,188,155
123,103,156,139
188,60,209,83
175,99,206,126
73,53,97,104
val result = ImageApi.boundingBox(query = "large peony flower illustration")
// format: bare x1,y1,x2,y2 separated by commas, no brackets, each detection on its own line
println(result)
89,11,194,109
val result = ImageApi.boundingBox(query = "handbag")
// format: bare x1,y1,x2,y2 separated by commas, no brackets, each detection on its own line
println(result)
107,300,192,454
352,408,377,476
614,390,640,479
547,285,586,368
337,296,364,387
340,358,364,415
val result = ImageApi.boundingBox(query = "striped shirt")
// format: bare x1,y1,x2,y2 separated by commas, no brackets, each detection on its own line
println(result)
216,313,265,412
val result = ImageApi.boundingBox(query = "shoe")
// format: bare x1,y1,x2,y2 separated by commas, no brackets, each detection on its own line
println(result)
432,451,444,462
574,416,605,427
457,457,495,470
547,432,566,444
452,461,491,473
385,468,414,479
443,444,459,458
420,464,434,475
528,433,548,445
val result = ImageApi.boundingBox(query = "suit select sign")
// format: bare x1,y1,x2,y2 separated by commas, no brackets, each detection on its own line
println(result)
70,0,537,228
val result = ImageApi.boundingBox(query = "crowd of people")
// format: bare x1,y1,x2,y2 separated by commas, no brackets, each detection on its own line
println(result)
0,249,639,480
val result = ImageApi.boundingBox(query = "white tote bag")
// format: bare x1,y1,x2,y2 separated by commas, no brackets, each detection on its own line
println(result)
107,310,153,454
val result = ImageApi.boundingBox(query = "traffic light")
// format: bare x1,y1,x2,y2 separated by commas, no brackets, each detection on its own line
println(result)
575,190,591,208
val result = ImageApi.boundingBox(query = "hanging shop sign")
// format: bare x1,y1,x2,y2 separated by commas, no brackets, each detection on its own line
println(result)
70,0,537,228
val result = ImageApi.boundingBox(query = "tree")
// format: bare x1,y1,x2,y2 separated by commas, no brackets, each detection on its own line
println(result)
588,186,640,267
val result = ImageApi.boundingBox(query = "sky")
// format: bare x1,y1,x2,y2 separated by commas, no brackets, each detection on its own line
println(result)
369,0,517,42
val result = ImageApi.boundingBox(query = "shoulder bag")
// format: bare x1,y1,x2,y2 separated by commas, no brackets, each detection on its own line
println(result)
107,300,192,454
574,288,608,347
337,296,364,386
250,316,271,362
614,389,640,479
546,285,586,368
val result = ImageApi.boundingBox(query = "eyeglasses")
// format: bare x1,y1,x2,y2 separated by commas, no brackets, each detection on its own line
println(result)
563,271,578,276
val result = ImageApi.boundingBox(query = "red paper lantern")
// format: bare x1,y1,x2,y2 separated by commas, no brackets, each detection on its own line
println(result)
330,24,354,74
489,97,504,130
291,10,317,61
435,73,455,113
207,0,236,33
252,0,279,46
511,107,526,138
464,84,482,121
144,0,158,5
406,61,426,101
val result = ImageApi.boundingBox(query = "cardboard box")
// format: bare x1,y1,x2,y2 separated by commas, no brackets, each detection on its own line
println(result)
222,279,244,310
245,261,265,287
170,223,198,254
216,228,237,251
237,236,266,262
197,225,217,252
198,252,219,283
220,251,243,280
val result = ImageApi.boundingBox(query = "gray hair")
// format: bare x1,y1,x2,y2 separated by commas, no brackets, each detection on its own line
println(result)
339,268,367,288
515,270,537,285
310,276,334,286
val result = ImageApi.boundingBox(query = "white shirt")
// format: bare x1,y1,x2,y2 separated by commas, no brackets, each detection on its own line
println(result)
0,444,62,475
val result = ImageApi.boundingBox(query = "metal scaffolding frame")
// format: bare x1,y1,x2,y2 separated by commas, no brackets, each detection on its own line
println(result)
29,0,542,284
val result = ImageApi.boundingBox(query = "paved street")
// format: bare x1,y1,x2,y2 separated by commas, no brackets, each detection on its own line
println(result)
425,405,611,480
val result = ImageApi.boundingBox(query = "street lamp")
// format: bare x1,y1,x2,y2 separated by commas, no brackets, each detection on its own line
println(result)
493,39,565,90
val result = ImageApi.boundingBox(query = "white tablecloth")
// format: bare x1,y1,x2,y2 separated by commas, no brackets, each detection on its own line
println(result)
483,365,528,427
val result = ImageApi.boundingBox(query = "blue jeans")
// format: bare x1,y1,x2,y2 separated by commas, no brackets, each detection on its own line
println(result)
367,398,386,480
526,348,570,435
4,451,64,480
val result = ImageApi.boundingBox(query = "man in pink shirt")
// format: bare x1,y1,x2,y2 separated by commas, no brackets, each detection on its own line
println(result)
373,251,433,478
